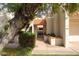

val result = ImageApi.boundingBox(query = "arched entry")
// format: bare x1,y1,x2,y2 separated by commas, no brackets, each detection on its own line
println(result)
33,18,46,40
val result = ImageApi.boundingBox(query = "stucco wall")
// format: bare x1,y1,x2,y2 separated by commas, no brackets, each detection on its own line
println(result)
46,9,65,46
57,9,65,46
53,14,59,36
46,9,79,48
67,12,79,48
58,9,65,39
46,17,54,34
46,10,65,38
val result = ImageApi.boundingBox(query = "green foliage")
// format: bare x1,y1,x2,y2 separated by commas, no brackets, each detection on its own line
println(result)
1,3,79,15
19,31,35,48
51,3,79,13
2,3,43,20
52,3,60,13
37,3,48,12
5,3,23,12
32,54,79,56
1,47,32,56
65,3,79,13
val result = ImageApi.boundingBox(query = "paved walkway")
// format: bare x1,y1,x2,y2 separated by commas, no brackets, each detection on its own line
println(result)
32,37,79,54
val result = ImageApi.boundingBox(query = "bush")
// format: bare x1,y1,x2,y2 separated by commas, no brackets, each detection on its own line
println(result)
19,31,35,48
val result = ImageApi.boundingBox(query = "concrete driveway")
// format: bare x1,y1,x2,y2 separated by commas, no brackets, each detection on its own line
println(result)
32,38,79,54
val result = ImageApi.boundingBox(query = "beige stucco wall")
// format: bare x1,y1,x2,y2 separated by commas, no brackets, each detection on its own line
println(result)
46,9,65,38
57,9,65,38
46,9,79,48
54,9,79,48
53,14,59,36
57,9,65,46
46,9,65,46
46,16,54,34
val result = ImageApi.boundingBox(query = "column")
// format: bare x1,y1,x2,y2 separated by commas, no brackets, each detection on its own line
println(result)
64,11,70,48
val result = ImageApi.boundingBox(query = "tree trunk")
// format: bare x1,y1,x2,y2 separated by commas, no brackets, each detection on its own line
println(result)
0,15,29,54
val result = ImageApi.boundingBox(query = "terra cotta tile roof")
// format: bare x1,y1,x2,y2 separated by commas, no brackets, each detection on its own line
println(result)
33,18,46,25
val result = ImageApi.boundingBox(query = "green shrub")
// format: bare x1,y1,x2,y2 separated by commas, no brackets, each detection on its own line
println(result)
19,31,35,48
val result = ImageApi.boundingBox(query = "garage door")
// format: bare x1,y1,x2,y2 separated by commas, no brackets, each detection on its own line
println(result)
69,17,79,48
69,18,79,35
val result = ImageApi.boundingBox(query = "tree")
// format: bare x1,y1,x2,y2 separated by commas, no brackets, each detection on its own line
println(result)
0,3,43,53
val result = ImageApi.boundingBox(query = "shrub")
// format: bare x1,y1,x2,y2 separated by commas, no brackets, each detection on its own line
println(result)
19,31,35,48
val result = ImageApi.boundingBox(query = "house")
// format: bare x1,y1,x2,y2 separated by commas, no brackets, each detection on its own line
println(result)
46,8,79,48
26,8,79,48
